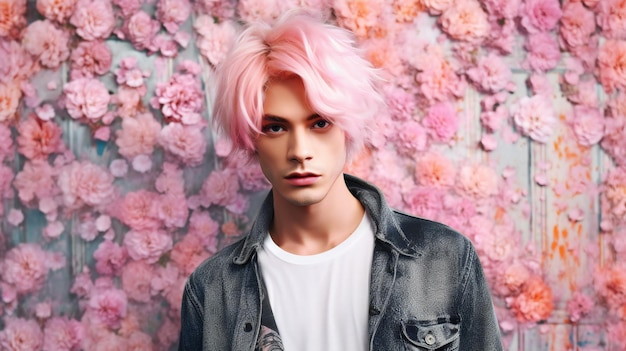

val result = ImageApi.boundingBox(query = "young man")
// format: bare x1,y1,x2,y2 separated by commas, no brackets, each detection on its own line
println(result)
179,12,503,351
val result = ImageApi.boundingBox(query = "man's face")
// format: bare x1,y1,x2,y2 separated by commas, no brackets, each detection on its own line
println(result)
255,77,347,208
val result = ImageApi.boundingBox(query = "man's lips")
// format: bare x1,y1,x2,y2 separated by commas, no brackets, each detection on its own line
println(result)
284,172,320,186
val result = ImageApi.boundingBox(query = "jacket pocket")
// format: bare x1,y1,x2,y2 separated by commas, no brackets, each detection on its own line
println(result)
401,318,460,351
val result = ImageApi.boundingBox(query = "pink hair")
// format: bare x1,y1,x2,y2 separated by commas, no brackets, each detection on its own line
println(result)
211,11,384,159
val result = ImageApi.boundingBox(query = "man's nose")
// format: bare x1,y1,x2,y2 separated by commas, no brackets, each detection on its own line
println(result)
287,128,313,163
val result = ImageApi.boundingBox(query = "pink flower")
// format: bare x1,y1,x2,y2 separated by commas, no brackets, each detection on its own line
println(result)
466,53,512,93
414,46,465,103
594,262,626,314
22,20,70,68
482,0,520,19
13,160,58,205
7,208,23,226
402,186,446,221
0,163,13,198
195,0,236,21
604,168,626,218
119,190,161,231
559,2,596,51
123,229,173,263
0,82,21,123
395,120,428,156
0,0,27,39
508,276,554,323
415,152,456,188
569,105,605,147
43,317,84,351
94,239,127,276
598,39,626,94
194,16,238,67
158,123,207,166
63,78,110,121
70,40,112,79
57,161,115,210
384,86,417,121
115,112,161,159
124,11,159,52
1,243,49,294
608,321,626,350
237,0,282,24
152,73,203,125
439,0,489,44
88,288,128,329
70,0,115,41
597,0,626,39
171,235,211,276
566,292,594,323
0,317,43,351
519,0,562,34
0,123,14,161
187,210,219,251
16,116,63,159
113,86,144,118
420,0,452,15
70,267,93,298
155,162,185,195
332,0,383,38
523,33,561,72
511,94,556,143
156,0,191,34
199,169,240,207
0,39,38,84
156,193,188,228
37,0,77,23
457,163,499,199
111,0,144,17
494,262,530,297
121,260,154,302
422,102,459,143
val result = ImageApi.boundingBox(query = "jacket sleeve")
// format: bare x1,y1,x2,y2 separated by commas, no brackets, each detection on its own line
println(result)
179,277,204,351
458,242,503,351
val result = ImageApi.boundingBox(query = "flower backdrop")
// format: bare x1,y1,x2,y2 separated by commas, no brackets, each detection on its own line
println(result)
0,0,625,350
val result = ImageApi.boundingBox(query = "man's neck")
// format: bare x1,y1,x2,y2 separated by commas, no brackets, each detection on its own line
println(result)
270,176,365,255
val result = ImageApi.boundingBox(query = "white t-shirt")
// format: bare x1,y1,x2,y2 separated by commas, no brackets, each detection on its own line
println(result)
257,213,375,351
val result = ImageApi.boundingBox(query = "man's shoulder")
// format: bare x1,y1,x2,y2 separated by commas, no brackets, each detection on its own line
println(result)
390,209,472,250
188,237,247,281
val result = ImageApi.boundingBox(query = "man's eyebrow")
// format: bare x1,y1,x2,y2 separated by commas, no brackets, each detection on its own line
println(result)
261,114,321,122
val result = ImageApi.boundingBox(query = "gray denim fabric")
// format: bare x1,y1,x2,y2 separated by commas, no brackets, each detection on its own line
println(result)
179,174,503,351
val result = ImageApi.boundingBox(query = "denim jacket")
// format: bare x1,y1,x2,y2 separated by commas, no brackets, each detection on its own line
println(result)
179,175,503,350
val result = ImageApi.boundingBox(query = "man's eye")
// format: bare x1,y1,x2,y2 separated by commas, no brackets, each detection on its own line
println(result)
263,125,284,133
313,120,330,129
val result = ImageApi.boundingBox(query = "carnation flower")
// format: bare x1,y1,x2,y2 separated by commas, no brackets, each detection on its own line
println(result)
119,190,161,231
508,276,554,323
43,317,84,351
466,53,512,94
511,94,556,143
22,20,70,69
121,260,153,302
523,33,561,72
156,193,189,228
566,292,594,323
422,102,459,143
156,0,191,34
597,0,626,39
37,0,77,23
598,39,626,94
0,317,43,351
70,0,115,41
395,119,428,155
519,0,562,34
194,16,238,67
604,167,626,219
115,112,161,159
124,229,173,264
70,40,112,79
332,0,383,38
158,123,207,166
0,82,21,123
457,163,499,199
16,116,63,160
0,123,14,161
402,185,445,221
237,0,282,24
63,78,111,121
414,47,465,103
414,152,456,188
594,262,626,316
1,243,50,294
124,11,159,52
111,0,144,17
57,161,115,210
0,0,27,39
569,105,605,147
199,169,240,207
195,0,236,21
94,239,127,276
559,2,596,51
439,0,489,44
0,39,38,84
152,72,204,125
170,234,211,276
13,160,58,205
88,288,128,329
419,0,452,15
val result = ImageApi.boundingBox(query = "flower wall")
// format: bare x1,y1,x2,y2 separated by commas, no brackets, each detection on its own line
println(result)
0,0,625,350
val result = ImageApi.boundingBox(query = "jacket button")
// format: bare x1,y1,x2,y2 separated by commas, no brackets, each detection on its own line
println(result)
244,323,253,332
424,333,436,345
369,306,380,315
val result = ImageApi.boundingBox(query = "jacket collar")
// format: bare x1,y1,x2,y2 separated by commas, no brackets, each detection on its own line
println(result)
233,174,420,265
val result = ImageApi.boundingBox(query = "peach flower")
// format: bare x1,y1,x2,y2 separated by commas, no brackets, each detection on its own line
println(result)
16,116,63,160
22,20,70,69
439,0,489,44
115,112,161,159
0,0,27,39
0,82,21,122
458,163,499,199
119,190,161,231
414,152,456,188
559,2,596,50
37,0,78,23
598,39,626,94
509,276,554,323
597,0,626,39
332,0,384,38
419,0,452,15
